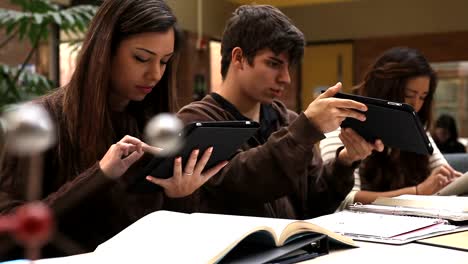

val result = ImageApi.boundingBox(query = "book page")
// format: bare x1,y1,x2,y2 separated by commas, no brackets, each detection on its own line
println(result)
95,211,194,262
95,211,293,263
280,221,356,247
188,213,289,262
308,211,444,239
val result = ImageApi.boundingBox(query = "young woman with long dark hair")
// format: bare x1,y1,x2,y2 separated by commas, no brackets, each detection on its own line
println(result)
320,47,461,207
0,0,226,258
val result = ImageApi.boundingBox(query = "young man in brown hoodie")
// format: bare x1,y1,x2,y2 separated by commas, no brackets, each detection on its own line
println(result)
177,5,383,219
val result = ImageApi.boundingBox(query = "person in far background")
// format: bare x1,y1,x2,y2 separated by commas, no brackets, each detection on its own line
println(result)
432,114,466,153
320,47,462,207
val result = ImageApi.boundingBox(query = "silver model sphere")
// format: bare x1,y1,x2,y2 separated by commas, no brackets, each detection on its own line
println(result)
144,113,183,156
3,103,55,155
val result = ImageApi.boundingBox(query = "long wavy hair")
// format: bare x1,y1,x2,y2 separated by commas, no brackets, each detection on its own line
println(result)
355,47,438,191
60,0,182,169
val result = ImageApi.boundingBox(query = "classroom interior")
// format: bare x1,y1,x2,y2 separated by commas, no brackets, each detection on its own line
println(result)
2,0,467,148
1,0,468,262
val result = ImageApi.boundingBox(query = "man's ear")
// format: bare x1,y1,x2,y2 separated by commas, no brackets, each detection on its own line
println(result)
231,47,244,70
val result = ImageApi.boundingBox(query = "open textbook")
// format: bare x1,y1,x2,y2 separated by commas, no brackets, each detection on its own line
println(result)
94,211,356,263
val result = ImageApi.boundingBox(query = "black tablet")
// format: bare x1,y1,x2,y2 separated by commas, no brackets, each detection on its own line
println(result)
130,121,259,192
333,92,433,155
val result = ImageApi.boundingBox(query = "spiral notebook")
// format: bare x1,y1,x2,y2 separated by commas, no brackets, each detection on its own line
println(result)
307,211,467,245
351,195,468,222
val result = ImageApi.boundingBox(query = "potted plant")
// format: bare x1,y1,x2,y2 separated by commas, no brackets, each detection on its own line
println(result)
0,0,97,111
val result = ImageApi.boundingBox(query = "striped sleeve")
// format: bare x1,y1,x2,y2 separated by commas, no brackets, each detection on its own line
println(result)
320,128,344,163
427,133,448,171
320,128,361,211
320,128,361,189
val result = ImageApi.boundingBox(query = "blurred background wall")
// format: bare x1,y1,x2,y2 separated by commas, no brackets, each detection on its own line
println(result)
1,0,467,145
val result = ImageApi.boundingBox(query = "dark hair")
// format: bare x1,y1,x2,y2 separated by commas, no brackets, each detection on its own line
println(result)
220,5,305,79
435,114,459,141
355,47,437,127
60,0,181,167
356,47,437,191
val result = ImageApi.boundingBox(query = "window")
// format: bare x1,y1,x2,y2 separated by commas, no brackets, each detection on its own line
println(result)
431,62,468,139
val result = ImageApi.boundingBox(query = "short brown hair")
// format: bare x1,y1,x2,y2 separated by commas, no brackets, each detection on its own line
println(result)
220,5,305,79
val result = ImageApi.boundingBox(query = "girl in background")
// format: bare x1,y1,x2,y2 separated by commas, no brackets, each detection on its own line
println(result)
320,47,461,207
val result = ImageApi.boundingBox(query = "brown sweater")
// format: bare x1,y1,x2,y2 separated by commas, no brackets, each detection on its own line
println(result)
0,91,190,259
177,93,355,220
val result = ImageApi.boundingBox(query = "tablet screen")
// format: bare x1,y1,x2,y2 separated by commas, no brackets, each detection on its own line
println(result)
333,92,433,155
129,121,259,192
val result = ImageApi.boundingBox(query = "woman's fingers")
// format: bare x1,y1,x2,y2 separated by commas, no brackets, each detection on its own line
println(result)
433,168,451,187
437,174,450,186
120,135,143,146
183,149,200,176
145,147,227,198
453,170,463,178
145,176,166,188
202,161,228,182
100,135,146,178
373,139,385,152
437,165,452,178
122,149,144,167
115,142,139,156
444,164,462,180
172,157,183,179
193,147,214,175
142,143,162,155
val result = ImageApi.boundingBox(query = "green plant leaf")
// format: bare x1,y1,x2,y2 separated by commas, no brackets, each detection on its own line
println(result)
5,19,17,34
18,16,29,40
61,10,75,26
0,9,12,25
33,13,44,25
73,13,85,32
78,6,95,21
51,11,62,25
27,21,39,43
0,1,97,110
1,10,9,22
